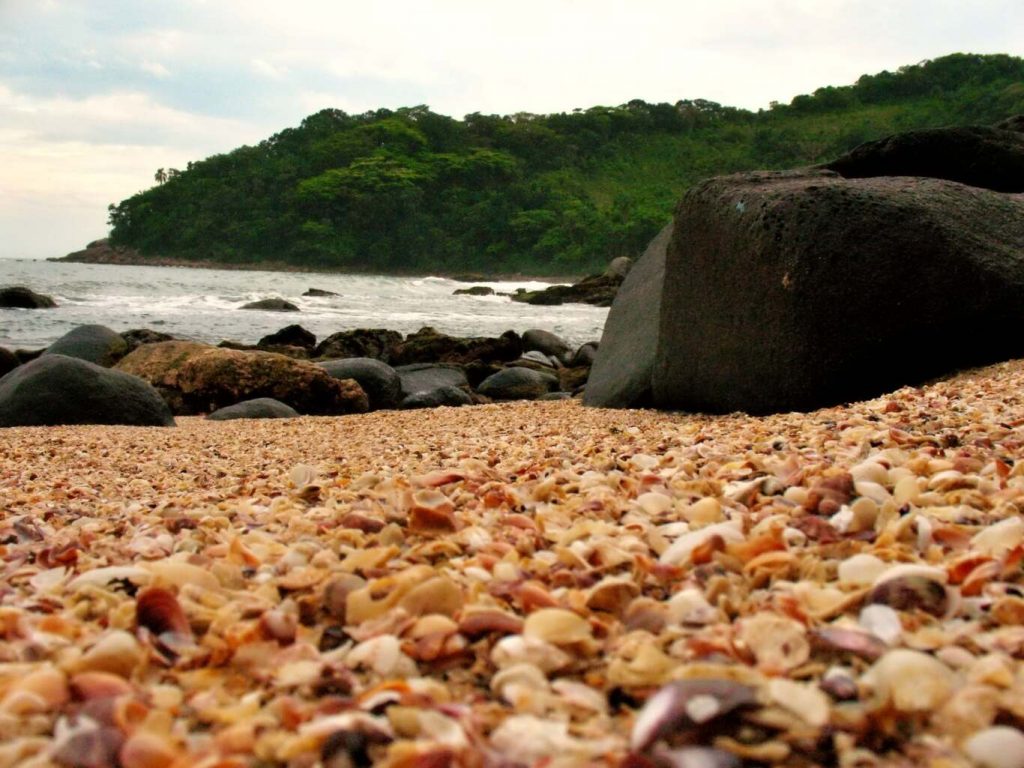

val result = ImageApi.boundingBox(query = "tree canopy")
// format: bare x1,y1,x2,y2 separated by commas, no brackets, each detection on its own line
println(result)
108,53,1024,275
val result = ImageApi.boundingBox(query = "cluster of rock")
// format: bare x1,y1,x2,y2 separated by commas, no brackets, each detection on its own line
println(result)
0,320,597,427
587,117,1024,414
505,256,634,307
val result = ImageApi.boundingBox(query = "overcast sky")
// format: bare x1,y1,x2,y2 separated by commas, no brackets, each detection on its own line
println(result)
2,0,1022,259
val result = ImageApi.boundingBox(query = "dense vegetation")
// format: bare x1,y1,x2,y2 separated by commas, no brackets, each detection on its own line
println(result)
108,53,1024,276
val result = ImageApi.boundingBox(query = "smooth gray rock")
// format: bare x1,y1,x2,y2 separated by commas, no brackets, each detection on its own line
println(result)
320,357,401,410
604,256,634,280
400,386,474,409
394,363,468,397
44,324,128,367
571,342,598,367
0,354,175,427
477,366,558,401
207,398,299,420
522,329,573,364
583,223,672,408
520,350,558,368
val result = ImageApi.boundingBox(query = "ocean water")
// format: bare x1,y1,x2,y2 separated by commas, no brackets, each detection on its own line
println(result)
0,259,609,351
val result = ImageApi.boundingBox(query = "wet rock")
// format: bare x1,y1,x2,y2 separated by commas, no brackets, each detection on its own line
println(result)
44,324,129,367
395,363,469,397
400,386,474,409
115,340,367,415
121,328,175,354
571,341,599,367
0,354,175,427
314,328,402,362
258,324,317,349
240,297,299,311
477,366,558,400
207,398,300,420
320,357,401,410
390,327,522,366
0,285,57,308
453,285,494,296
0,347,17,378
522,329,573,364
303,287,338,297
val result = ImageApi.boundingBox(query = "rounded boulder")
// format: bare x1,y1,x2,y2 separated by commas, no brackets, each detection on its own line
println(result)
320,357,401,410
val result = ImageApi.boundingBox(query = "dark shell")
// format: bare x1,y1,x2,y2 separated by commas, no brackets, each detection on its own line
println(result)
631,679,758,753
811,627,887,661
867,575,949,617
135,586,192,637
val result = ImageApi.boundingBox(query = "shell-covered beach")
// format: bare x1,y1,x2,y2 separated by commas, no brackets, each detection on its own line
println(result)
3,360,1024,767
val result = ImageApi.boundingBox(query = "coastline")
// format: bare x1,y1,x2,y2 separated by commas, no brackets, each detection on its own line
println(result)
3,361,1024,763
48,251,584,284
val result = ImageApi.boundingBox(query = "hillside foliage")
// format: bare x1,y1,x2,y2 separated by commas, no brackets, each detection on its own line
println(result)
108,53,1024,275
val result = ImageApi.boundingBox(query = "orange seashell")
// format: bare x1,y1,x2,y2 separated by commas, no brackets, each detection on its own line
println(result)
947,554,994,585
119,730,180,768
412,470,465,488
70,671,134,701
962,560,1002,597
136,587,191,638
457,608,523,637
690,534,726,565
513,580,560,612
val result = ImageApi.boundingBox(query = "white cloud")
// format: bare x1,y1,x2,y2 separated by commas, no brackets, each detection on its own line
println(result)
140,60,170,78
251,58,286,80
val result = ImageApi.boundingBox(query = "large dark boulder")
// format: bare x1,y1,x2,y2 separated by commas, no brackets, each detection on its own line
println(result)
0,355,175,427
0,286,56,309
258,324,316,350
240,298,299,312
320,357,401,410
116,341,368,416
394,363,469,397
400,386,474,410
651,168,1024,414
0,348,19,378
315,329,403,362
583,223,672,408
477,367,558,401
44,324,128,367
824,123,1024,192
390,327,522,366
207,398,299,421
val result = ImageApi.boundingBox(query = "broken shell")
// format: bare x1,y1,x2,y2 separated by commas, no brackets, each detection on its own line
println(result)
397,576,463,618
767,678,830,728
585,576,641,615
135,587,192,638
736,613,809,673
963,726,1024,768
407,489,458,533
76,630,145,677
665,589,721,626
837,554,887,586
659,520,743,566
522,608,595,649
118,730,180,768
971,516,1024,556
868,574,949,617
491,662,550,709
0,665,69,715
684,497,724,525
636,492,673,516
811,627,887,661
345,635,418,678
490,635,573,673
457,608,523,638
631,679,757,752
863,649,955,712
70,671,134,700
323,573,367,622
858,604,903,645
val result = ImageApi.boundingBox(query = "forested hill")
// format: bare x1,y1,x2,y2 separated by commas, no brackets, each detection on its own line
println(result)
107,53,1024,276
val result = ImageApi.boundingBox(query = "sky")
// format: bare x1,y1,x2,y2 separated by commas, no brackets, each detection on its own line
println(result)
1,0,1022,259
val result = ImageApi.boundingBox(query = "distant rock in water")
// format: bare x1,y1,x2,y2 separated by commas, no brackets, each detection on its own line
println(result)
240,298,300,312
121,329,176,354
453,286,495,296
0,286,57,309
303,287,339,297
54,238,147,266
510,255,644,307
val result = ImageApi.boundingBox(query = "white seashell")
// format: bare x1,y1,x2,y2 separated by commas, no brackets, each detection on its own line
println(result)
972,516,1024,556
850,460,889,486
289,463,318,488
782,526,807,549
29,567,68,593
853,480,891,505
963,726,1024,768
345,635,417,678
636,492,673,516
666,589,721,626
893,476,921,506
522,608,594,648
659,520,743,566
915,516,933,551
76,630,144,677
551,679,608,713
862,649,954,712
859,604,903,645
684,497,724,525
68,566,152,591
768,678,830,728
838,554,887,586
491,635,573,673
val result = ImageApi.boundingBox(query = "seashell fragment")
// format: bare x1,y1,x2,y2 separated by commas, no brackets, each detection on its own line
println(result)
736,612,809,673
119,730,180,768
630,679,757,752
971,516,1024,556
647,746,740,768
863,649,955,712
659,520,743,566
585,576,641,615
665,588,720,626
76,630,145,677
837,554,887,586
811,626,887,661
768,678,831,728
963,726,1024,768
868,574,949,617
491,635,573,673
859,604,903,645
0,665,69,715
522,608,594,649
135,587,192,638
